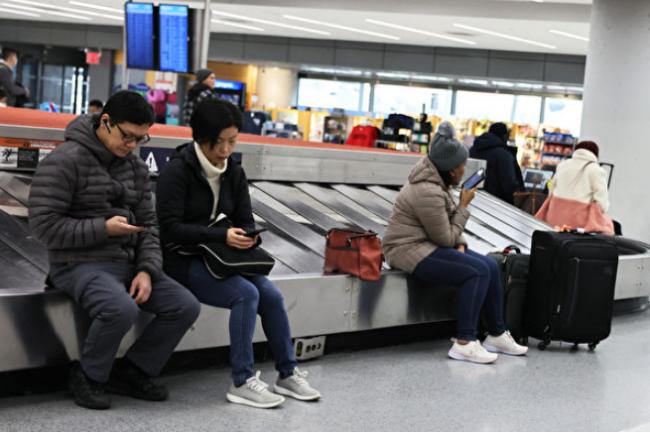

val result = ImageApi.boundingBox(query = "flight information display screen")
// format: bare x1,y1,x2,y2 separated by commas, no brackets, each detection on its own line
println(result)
159,4,189,73
125,2,155,70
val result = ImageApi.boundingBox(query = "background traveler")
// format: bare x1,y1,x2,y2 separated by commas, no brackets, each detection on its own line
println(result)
470,122,524,204
181,68,217,125
535,140,614,234
0,47,28,107
87,99,104,114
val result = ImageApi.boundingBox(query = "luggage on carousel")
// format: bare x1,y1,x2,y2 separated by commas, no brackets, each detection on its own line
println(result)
346,125,379,148
524,230,618,351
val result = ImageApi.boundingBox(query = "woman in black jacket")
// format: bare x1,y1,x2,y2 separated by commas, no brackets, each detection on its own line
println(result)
156,99,320,409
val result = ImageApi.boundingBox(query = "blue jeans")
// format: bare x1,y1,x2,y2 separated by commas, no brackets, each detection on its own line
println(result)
187,259,297,386
413,248,506,341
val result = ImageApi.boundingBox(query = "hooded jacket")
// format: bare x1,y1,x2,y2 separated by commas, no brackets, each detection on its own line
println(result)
383,157,470,273
469,132,524,204
535,149,614,234
155,142,254,286
549,149,609,212
28,115,162,278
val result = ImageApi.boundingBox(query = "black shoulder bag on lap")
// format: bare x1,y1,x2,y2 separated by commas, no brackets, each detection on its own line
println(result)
170,218,275,279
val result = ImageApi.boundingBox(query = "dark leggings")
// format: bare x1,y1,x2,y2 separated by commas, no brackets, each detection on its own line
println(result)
413,248,506,341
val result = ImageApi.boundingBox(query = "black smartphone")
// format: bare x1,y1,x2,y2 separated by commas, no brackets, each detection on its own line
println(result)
462,168,486,190
244,228,267,238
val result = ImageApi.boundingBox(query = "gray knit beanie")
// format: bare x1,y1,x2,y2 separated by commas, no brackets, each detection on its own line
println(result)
428,121,468,171
196,69,214,85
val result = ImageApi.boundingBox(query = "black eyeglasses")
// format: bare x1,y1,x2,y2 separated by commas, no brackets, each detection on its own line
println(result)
104,119,151,145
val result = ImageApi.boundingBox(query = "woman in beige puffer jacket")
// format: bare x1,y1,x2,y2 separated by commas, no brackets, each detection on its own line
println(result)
383,122,528,364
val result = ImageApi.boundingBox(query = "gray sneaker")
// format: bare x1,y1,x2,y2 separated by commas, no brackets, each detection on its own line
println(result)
274,367,321,401
226,371,285,409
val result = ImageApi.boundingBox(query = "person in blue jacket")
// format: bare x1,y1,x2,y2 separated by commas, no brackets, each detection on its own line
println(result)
469,123,524,204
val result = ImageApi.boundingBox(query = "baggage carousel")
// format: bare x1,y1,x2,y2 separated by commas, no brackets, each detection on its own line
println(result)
1,109,649,373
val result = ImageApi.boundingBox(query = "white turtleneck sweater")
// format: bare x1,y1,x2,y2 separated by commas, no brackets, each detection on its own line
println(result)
194,142,228,220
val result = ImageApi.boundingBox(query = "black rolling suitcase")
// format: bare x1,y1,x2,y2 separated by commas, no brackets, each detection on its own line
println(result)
525,231,619,351
488,247,530,344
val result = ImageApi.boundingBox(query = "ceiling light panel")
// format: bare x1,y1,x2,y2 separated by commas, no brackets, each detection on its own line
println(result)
0,4,39,17
366,19,476,46
211,19,264,32
68,1,124,14
9,0,122,20
549,29,589,42
212,10,331,36
284,15,399,41
3,1,92,20
454,23,556,50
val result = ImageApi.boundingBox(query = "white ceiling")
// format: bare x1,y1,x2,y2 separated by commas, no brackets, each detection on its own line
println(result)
0,0,594,55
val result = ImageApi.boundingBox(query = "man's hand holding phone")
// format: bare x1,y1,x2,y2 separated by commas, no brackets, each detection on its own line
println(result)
106,216,144,237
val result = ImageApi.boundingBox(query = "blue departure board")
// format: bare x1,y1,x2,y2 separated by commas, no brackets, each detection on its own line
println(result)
125,2,155,70
159,4,189,73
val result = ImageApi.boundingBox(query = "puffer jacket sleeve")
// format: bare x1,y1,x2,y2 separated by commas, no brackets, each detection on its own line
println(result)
132,161,162,280
156,157,228,246
28,148,108,249
412,185,470,248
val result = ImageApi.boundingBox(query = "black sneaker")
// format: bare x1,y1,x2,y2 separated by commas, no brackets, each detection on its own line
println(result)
107,358,169,402
68,362,111,410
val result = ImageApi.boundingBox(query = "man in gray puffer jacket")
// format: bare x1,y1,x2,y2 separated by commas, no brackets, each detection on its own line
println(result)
28,91,200,410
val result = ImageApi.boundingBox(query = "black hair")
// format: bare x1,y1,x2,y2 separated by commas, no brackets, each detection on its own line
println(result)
0,88,6,100
88,99,104,109
438,170,454,188
190,98,243,149
1,47,18,61
100,90,154,126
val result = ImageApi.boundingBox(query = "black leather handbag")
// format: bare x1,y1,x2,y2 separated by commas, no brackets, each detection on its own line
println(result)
171,218,275,279
192,241,275,279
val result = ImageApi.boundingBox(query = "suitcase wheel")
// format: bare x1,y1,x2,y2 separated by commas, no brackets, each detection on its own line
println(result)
538,336,552,351
571,343,580,352
588,342,598,351
518,336,529,346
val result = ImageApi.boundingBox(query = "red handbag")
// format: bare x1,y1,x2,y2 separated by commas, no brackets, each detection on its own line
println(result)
324,228,383,281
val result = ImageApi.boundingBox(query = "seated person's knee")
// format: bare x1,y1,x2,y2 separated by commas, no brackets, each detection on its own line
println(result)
234,278,260,306
98,298,140,329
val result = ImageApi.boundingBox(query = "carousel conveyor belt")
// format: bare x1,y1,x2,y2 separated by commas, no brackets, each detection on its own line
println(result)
0,172,548,290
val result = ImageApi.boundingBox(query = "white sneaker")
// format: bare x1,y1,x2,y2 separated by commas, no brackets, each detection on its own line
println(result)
226,371,285,409
448,340,498,364
483,331,529,356
274,367,321,401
